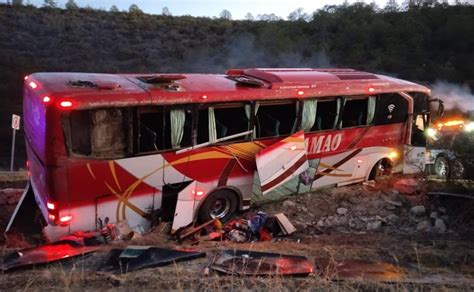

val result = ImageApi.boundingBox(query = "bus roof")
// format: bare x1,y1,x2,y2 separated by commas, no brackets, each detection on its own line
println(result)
28,68,431,109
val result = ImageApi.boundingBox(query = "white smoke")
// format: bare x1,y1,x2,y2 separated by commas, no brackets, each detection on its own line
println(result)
431,81,474,112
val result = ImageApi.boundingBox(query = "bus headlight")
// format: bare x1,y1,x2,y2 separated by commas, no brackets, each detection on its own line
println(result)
426,127,437,139
465,122,474,132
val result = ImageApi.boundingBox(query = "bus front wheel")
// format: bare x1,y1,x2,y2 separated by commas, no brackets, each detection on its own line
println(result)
198,189,238,223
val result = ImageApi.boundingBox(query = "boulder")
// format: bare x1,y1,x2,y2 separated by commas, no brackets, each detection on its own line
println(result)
367,220,382,230
410,205,426,216
434,219,447,233
416,220,432,232
282,200,296,209
336,207,348,216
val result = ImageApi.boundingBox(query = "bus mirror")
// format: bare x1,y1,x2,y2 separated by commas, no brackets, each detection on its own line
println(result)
429,98,444,117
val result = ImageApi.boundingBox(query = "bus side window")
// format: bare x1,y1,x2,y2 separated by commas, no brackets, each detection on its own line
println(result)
70,110,92,155
256,102,297,138
139,107,193,152
374,93,408,125
90,109,128,158
340,97,375,128
308,99,340,132
197,104,250,144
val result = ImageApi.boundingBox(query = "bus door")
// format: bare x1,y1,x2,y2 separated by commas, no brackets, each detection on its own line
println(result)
256,131,309,195
404,114,428,174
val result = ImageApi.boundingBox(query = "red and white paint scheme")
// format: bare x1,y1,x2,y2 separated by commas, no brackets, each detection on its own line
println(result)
19,68,436,241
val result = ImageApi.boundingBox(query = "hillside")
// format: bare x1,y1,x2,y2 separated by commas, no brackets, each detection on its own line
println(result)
0,3,473,168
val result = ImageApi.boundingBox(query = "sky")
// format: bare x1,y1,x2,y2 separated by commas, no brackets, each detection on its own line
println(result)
4,0,399,19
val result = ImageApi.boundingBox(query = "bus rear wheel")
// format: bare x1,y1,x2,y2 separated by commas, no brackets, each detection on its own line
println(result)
198,189,238,223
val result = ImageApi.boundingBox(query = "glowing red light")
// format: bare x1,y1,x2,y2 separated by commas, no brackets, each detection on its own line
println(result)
297,90,304,96
24,76,29,81
47,202,55,210
357,159,363,163
201,95,208,99
368,87,375,93
60,100,73,108
192,190,205,197
48,214,56,221
290,145,297,151
60,215,72,223
43,96,51,103
29,81,38,89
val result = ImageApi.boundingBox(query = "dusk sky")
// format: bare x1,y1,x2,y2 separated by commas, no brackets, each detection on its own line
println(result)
3,0,403,19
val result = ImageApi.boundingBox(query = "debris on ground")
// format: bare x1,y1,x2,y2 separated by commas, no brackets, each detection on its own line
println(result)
210,250,314,276
314,258,406,281
98,246,206,274
1,240,99,272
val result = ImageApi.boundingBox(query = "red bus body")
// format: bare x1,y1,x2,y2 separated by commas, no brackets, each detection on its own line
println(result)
22,68,431,240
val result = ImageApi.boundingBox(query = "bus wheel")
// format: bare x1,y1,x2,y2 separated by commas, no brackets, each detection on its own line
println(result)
434,156,449,179
198,189,238,223
369,158,392,181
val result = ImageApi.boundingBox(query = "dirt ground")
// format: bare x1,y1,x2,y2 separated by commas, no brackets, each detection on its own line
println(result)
1,174,473,290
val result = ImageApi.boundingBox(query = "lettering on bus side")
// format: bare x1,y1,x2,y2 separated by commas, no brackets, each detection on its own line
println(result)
305,133,342,155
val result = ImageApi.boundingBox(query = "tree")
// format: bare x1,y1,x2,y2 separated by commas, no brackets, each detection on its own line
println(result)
256,13,282,21
65,0,79,10
244,12,254,21
162,7,172,16
42,0,57,8
219,9,232,20
110,5,119,12
12,0,23,6
129,4,143,14
287,7,309,21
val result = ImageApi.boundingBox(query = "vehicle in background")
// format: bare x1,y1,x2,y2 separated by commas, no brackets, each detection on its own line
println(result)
9,68,442,241
426,119,474,179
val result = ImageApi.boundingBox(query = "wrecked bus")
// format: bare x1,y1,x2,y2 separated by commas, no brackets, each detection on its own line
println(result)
10,68,441,241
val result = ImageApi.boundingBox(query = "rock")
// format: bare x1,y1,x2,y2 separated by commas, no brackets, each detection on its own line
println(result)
387,214,400,224
416,220,432,232
375,215,387,223
367,220,382,230
336,207,348,216
434,219,447,233
438,207,447,214
410,205,426,216
317,220,324,227
386,199,403,207
385,205,396,211
282,200,296,208
430,212,438,219
391,190,400,195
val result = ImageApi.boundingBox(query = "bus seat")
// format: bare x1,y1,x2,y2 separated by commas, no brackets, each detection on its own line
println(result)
216,119,228,139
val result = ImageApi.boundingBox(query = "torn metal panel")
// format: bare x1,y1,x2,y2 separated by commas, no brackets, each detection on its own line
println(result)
211,250,313,276
1,240,99,272
315,258,406,281
171,181,198,234
98,246,206,273
256,130,308,195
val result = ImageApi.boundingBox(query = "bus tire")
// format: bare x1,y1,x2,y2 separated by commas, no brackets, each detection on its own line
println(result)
198,189,238,223
434,156,449,179
368,158,392,181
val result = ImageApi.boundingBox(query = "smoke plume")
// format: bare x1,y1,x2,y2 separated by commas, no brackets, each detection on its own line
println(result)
431,81,474,114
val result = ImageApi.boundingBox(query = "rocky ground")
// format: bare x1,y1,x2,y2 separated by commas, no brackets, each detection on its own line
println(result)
0,173,473,290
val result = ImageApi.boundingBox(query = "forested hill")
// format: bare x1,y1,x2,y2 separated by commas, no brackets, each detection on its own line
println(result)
0,3,473,168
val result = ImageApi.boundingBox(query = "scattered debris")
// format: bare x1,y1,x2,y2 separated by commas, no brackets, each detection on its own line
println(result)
210,250,314,276
177,219,217,241
315,258,406,281
99,246,206,274
393,178,421,195
274,213,296,235
1,240,99,272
